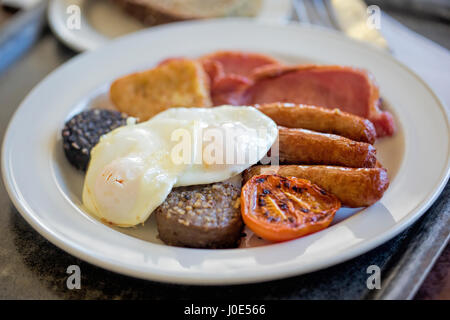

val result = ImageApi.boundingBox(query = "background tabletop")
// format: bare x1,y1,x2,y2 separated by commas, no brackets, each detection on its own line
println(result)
0,3,449,299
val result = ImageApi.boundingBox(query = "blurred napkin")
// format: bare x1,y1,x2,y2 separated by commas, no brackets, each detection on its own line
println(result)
1,0,41,9
379,13,450,111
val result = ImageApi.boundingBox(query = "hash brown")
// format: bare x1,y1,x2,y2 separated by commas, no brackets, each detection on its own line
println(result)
110,59,212,121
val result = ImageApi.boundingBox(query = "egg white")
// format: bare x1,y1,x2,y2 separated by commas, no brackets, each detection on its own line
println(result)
82,119,194,227
82,106,278,227
153,106,279,186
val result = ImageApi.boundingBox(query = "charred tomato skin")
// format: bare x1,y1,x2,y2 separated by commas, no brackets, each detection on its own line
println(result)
241,174,341,242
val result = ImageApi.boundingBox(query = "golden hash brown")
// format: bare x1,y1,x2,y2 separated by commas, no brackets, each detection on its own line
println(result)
110,59,212,121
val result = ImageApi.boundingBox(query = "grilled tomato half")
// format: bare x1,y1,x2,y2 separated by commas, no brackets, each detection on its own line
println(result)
241,174,341,242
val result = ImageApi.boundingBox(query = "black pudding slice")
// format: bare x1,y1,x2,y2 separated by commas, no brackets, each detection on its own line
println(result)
62,109,128,171
155,183,244,249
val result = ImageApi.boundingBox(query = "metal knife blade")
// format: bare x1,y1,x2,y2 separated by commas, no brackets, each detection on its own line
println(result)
330,0,389,50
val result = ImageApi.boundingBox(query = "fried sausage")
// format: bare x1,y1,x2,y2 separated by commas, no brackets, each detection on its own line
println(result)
243,165,389,207
255,103,376,144
278,127,377,168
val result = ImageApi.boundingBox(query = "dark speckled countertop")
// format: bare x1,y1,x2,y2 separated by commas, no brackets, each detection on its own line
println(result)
0,4,449,300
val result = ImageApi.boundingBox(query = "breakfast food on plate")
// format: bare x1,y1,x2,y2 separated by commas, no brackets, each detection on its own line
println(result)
200,51,281,80
152,55,395,139
240,174,341,242
255,103,377,144
209,75,252,106
82,118,192,227
200,51,281,105
278,127,377,168
243,165,389,208
151,106,278,186
112,0,263,25
241,65,396,137
62,109,129,171
155,183,243,248
64,50,396,248
110,59,212,121
82,106,278,227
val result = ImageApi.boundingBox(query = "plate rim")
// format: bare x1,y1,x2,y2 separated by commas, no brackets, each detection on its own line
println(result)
47,0,293,52
48,0,108,52
2,18,450,285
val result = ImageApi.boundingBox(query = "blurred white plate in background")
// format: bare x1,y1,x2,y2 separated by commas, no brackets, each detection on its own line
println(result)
47,0,293,51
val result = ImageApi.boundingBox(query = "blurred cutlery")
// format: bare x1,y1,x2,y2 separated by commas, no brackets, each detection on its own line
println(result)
293,0,390,51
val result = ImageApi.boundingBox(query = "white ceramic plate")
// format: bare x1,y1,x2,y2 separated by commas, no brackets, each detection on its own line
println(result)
2,20,450,285
47,0,293,52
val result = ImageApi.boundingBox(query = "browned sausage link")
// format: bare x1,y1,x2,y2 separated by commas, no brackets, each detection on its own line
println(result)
278,127,377,168
243,165,389,208
255,103,376,144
